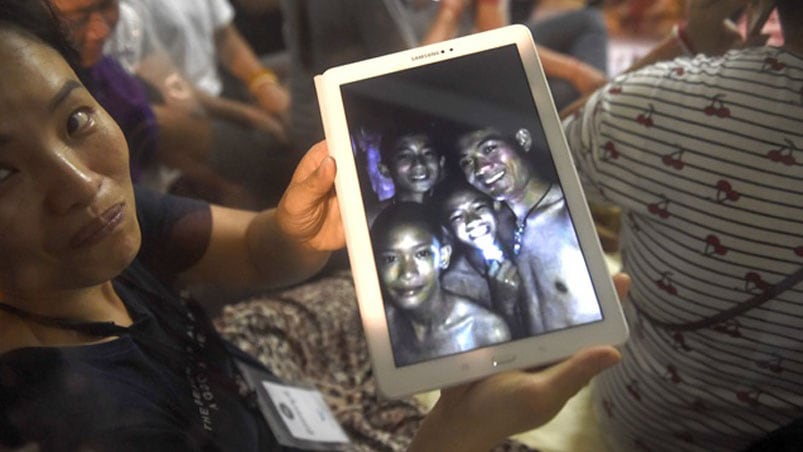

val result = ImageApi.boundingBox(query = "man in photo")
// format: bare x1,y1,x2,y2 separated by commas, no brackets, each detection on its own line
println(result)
371,202,511,366
455,126,602,334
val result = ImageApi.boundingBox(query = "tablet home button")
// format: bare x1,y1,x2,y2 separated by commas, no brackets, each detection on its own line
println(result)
492,355,516,367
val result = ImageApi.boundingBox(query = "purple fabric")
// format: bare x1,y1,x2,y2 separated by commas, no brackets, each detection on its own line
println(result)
84,57,159,181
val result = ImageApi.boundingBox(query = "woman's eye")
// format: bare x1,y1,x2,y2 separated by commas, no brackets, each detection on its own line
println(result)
482,144,497,155
0,167,15,183
66,108,94,136
382,255,397,264
449,213,465,224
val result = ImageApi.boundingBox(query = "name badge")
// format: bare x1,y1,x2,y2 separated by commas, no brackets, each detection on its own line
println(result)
235,359,350,450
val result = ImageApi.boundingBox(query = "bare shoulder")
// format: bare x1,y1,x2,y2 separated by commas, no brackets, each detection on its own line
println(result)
451,296,507,325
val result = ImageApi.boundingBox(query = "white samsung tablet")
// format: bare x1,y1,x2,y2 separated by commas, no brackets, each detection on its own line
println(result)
315,24,628,399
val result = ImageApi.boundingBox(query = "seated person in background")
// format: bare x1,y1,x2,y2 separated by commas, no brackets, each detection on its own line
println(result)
434,178,528,338
0,2,626,450
137,0,289,117
279,0,509,151
371,203,511,366
282,0,606,151
51,0,157,184
515,0,611,111
455,125,603,335
228,0,288,76
62,0,295,208
561,0,803,450
121,0,295,208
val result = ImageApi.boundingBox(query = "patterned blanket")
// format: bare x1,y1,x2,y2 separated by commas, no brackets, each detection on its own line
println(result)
214,270,535,451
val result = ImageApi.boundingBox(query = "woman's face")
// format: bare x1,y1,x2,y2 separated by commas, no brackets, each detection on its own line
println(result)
386,134,443,197
0,30,139,299
52,0,120,67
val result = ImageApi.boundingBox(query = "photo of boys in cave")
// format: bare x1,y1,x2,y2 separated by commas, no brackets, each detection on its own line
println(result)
340,44,603,367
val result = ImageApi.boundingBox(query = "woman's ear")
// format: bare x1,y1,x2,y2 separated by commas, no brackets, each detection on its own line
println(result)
515,128,532,153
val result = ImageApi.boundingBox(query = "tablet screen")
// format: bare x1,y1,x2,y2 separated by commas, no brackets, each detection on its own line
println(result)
339,44,604,367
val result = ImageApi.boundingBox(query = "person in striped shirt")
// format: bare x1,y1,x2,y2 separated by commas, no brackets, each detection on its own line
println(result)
562,0,803,450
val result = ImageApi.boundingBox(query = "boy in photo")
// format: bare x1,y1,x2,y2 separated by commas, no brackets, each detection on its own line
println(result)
434,178,528,338
371,202,511,366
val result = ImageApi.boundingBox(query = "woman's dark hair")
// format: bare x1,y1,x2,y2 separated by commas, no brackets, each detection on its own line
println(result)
0,0,82,73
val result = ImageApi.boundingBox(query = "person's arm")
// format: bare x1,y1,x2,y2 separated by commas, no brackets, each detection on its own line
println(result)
474,0,509,32
193,87,286,139
472,0,608,104
538,46,608,97
421,0,471,45
214,22,290,115
560,0,756,118
410,273,630,451
177,141,342,290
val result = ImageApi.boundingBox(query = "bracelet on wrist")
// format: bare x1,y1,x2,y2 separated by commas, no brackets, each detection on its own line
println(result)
671,22,696,56
248,68,278,92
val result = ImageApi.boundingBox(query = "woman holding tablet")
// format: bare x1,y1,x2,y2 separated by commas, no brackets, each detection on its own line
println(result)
0,1,623,450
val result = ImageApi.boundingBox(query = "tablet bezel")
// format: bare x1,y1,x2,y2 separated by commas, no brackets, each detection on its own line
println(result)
315,24,628,399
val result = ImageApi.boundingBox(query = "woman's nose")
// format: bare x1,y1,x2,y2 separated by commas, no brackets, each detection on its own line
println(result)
44,150,101,214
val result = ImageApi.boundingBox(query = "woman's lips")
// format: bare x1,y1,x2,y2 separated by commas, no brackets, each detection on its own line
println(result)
70,202,125,249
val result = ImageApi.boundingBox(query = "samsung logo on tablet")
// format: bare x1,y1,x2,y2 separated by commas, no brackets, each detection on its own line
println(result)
412,48,452,61
411,51,441,61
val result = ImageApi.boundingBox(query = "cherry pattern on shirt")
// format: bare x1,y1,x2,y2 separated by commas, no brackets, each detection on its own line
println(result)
671,331,693,352
703,94,730,118
636,103,655,127
766,138,800,166
703,234,728,256
647,195,670,219
714,180,740,203
662,147,685,170
568,47,803,451
602,141,619,160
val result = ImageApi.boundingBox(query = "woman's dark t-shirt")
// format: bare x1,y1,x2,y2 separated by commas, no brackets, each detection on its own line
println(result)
0,187,291,451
